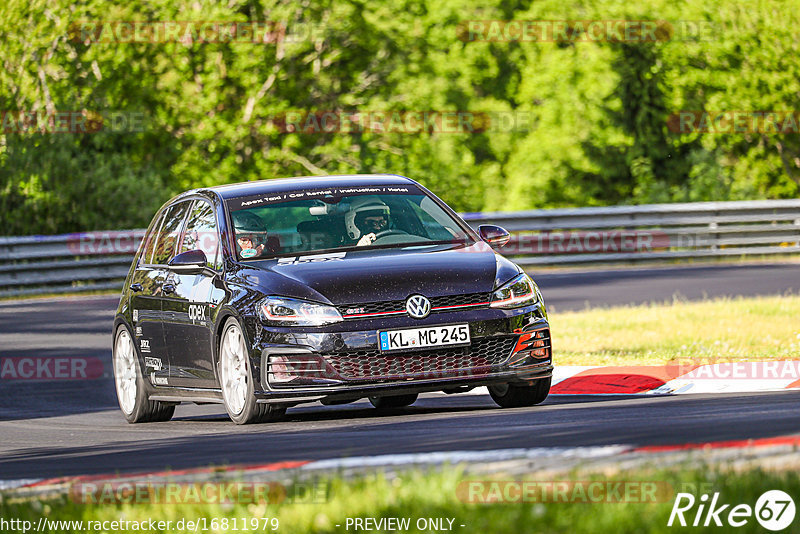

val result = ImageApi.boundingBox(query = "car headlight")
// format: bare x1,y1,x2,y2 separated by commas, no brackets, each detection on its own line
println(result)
258,297,343,326
490,273,541,309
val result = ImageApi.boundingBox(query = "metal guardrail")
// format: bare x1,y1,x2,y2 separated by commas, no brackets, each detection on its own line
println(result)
463,199,800,266
0,231,144,297
1,200,798,296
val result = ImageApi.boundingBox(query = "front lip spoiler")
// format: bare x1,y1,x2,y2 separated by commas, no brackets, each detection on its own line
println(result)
254,365,553,403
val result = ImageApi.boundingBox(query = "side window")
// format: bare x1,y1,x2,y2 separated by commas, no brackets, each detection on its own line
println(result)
152,202,190,265
180,200,221,270
140,212,165,265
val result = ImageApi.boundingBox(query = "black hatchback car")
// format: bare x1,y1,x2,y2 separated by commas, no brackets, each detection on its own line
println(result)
112,175,552,424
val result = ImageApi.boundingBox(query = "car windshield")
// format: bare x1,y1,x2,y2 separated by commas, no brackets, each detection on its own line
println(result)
226,185,473,259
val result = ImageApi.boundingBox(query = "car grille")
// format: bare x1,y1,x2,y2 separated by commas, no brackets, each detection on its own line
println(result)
338,292,492,319
432,293,493,308
322,335,517,380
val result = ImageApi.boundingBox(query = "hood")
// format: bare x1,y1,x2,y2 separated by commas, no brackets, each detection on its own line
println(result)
237,242,520,305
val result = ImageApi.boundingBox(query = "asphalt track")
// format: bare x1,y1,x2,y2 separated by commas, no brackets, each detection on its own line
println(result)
0,262,798,480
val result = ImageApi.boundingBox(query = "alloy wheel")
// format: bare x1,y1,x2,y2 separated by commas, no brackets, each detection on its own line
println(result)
220,323,249,415
113,329,138,414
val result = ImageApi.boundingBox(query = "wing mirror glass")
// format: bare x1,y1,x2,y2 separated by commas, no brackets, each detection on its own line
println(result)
478,225,511,249
168,249,208,273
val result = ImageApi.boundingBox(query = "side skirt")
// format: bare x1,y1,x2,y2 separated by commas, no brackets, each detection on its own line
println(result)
149,387,223,404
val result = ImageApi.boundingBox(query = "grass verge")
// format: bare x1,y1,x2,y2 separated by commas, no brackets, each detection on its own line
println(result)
0,289,118,302
551,294,800,366
2,467,798,533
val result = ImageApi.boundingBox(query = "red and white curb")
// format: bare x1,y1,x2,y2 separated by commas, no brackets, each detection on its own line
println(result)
0,449,625,493
3,359,799,395
4,436,800,496
551,362,800,394
446,361,800,397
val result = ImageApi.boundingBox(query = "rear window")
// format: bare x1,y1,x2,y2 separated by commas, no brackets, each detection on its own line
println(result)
180,200,221,270
152,202,190,265
140,212,165,265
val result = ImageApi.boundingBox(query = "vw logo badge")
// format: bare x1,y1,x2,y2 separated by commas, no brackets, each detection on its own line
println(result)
406,294,431,319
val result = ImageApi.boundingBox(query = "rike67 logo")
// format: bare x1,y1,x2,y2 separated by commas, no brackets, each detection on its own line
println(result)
669,490,796,531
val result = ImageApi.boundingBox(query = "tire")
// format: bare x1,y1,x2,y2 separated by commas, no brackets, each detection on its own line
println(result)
113,325,175,423
218,317,286,424
368,393,418,409
488,377,551,408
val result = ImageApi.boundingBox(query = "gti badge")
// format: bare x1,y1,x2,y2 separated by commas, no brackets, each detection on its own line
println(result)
405,294,431,319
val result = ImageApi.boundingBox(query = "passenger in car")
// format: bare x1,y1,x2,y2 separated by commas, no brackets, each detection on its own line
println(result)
232,211,268,258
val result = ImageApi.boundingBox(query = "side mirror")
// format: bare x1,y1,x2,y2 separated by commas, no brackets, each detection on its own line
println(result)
168,249,208,273
478,225,510,249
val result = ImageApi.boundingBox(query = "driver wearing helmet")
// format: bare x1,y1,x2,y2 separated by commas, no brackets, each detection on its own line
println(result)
345,196,391,246
232,211,268,258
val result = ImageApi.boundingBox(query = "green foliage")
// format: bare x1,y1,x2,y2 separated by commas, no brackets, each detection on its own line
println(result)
0,0,798,234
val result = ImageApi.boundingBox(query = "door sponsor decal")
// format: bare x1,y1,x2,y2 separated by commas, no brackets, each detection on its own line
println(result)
189,304,207,325
151,374,168,386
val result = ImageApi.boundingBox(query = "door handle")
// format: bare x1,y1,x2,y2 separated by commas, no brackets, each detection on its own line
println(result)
129,283,143,292
162,283,176,295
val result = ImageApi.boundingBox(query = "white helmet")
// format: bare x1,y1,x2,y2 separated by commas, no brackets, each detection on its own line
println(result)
231,211,267,250
345,196,391,240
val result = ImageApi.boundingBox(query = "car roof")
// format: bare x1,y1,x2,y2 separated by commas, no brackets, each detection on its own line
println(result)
194,174,419,200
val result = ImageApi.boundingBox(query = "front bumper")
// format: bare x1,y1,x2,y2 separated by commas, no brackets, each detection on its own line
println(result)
246,303,552,403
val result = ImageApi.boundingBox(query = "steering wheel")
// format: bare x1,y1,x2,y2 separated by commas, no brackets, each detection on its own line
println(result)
368,229,431,246
373,229,407,239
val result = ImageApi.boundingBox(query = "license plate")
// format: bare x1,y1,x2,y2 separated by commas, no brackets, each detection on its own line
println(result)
379,324,470,352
